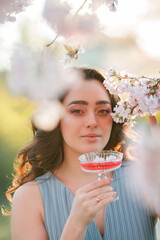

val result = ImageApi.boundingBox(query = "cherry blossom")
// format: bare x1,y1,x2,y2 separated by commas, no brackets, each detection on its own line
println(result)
104,67,160,124
63,44,85,63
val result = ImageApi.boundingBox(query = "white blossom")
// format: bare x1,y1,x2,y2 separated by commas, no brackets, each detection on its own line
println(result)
90,0,118,12
32,100,64,131
108,66,116,74
145,95,159,115
0,0,31,24
119,70,129,78
7,46,82,101
118,79,132,92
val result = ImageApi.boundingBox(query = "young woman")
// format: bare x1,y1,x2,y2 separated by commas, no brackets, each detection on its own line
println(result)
7,68,158,240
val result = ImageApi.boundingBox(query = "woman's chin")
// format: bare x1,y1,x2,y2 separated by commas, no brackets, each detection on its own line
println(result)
80,147,103,154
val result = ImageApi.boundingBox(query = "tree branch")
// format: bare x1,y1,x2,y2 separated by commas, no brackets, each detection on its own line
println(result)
46,34,60,48
74,0,88,18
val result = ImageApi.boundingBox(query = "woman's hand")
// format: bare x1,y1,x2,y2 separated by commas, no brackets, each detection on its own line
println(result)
148,115,160,134
60,178,116,239
149,115,158,127
69,178,116,229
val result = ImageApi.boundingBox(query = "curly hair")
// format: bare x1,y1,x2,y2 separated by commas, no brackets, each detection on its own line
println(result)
5,67,131,204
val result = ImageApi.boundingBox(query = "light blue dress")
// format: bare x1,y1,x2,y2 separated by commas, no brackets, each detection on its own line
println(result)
36,162,157,240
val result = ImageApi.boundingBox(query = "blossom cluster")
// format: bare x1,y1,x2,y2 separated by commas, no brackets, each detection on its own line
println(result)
90,0,118,12
0,0,31,24
43,0,100,38
63,44,85,63
104,67,160,124
8,47,82,101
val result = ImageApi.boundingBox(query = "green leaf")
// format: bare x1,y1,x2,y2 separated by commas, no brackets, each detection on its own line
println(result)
64,44,73,52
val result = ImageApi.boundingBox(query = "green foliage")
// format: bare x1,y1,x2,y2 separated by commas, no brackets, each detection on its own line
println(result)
0,215,11,240
0,73,34,238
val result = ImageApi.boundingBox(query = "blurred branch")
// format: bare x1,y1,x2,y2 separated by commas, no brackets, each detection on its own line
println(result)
73,0,88,18
46,34,60,47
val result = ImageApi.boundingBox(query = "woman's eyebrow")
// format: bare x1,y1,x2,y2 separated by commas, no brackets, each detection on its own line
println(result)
96,100,111,105
67,100,88,106
67,100,111,107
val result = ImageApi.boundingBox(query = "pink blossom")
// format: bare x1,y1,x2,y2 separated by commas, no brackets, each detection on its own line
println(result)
43,0,100,38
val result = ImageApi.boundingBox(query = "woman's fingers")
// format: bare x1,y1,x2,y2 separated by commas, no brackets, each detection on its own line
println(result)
86,185,114,200
96,193,117,210
75,178,115,207
78,178,112,194
85,191,116,211
95,190,116,201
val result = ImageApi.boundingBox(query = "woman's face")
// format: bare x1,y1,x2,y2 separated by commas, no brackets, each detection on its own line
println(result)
60,79,113,156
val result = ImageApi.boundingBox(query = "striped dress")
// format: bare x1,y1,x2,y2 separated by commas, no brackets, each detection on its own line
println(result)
36,162,157,240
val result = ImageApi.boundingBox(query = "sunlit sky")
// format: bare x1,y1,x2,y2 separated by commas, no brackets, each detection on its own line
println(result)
0,0,160,71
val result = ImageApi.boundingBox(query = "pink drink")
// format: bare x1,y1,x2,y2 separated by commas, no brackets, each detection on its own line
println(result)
80,157,122,172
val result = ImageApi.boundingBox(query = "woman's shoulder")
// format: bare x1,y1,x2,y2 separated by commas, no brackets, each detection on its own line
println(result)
13,180,40,198
11,181,48,239
12,180,43,216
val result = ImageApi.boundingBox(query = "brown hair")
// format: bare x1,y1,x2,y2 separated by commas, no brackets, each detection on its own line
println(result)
5,67,131,204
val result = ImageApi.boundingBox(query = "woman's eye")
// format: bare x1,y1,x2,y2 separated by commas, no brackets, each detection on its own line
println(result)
70,109,84,114
98,109,110,114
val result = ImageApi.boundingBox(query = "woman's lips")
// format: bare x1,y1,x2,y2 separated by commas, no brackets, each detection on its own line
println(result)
82,134,101,142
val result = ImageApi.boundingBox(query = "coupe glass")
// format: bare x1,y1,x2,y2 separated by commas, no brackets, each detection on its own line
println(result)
79,150,123,200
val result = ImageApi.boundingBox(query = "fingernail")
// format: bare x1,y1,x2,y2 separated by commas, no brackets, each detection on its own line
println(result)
112,192,117,196
108,178,113,183
109,191,115,195
109,187,113,191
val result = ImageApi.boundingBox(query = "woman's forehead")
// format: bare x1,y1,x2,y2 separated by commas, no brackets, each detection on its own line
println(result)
63,79,111,104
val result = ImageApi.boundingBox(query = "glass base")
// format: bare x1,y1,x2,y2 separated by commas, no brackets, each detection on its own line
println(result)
113,195,119,201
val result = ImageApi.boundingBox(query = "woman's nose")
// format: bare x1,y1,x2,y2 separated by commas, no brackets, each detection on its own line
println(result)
85,112,97,128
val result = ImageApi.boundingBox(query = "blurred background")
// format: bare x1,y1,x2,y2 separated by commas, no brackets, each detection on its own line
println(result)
0,0,160,239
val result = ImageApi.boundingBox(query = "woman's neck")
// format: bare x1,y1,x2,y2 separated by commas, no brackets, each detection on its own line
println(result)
55,151,87,180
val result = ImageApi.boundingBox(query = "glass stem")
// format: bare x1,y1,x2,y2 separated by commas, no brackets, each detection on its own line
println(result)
98,171,107,180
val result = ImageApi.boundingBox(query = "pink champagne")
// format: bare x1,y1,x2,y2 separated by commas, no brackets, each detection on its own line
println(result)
80,160,122,172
